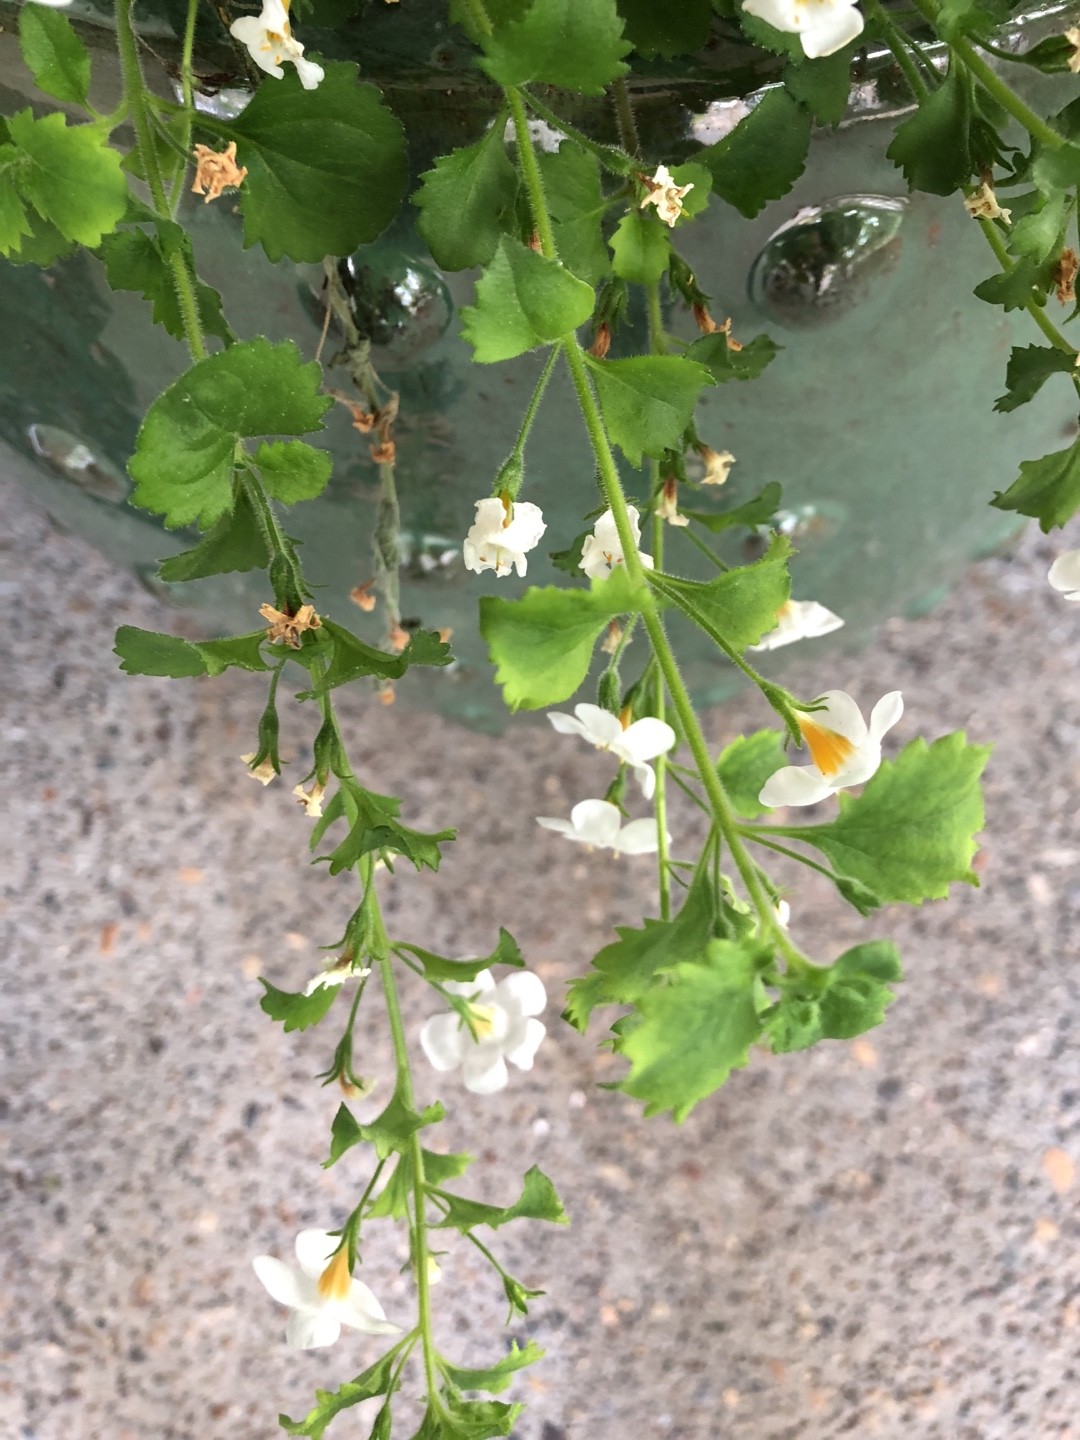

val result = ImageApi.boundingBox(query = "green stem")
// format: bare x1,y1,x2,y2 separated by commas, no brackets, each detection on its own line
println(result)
521,91,633,176
863,0,931,101
978,216,1079,364
645,280,667,356
172,0,200,214
507,87,558,258
681,522,728,572
644,283,670,921
736,827,850,884
239,466,307,610
507,343,561,474
610,76,641,157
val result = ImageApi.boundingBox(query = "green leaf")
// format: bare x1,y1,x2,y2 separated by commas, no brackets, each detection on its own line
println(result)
993,344,1078,414
113,625,274,679
479,0,631,95
737,8,804,59
327,1089,444,1166
783,48,854,129
19,5,90,105
368,1148,473,1221
415,120,519,272
259,978,339,1032
973,253,1057,311
685,331,781,384
583,353,712,465
0,155,32,255
886,65,972,195
97,226,232,346
253,439,332,504
991,436,1080,530
479,566,646,710
128,339,331,530
436,1396,522,1440
609,207,670,285
1007,191,1068,264
683,481,783,534
766,941,903,1053
157,488,270,582
777,733,990,904
616,0,712,56
433,1164,568,1231
397,928,523,984
442,1339,544,1396
564,871,715,1030
322,783,455,873
195,632,276,676
701,89,811,219
6,109,127,248
650,533,792,653
716,730,789,819
618,940,768,1120
280,1348,402,1439
297,618,451,695
218,62,407,263
1032,142,1080,196
539,143,611,285
1008,33,1079,74
462,237,596,363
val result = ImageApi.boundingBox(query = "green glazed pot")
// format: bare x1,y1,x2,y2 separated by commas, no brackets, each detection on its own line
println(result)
0,1,1070,726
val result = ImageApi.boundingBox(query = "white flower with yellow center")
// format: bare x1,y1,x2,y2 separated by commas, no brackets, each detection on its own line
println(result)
419,970,547,1095
580,506,654,580
230,0,325,90
749,599,845,652
639,165,694,227
547,702,676,799
741,0,864,58
462,496,546,578
758,689,903,808
252,1229,399,1349
1048,548,1080,601
537,798,666,854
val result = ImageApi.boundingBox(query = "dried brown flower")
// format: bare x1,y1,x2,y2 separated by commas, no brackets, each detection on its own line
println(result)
191,142,248,204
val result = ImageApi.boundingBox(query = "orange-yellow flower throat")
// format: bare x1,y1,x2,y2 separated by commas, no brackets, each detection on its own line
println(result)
317,1245,353,1302
797,715,856,778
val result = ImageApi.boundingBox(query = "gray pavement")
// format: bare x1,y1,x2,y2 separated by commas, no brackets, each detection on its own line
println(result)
2,474,1080,1440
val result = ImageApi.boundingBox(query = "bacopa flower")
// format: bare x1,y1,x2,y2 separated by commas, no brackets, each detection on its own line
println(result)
252,1229,399,1349
758,689,903,808
462,496,546,578
419,969,547,1095
749,599,845,652
303,956,372,997
537,798,666,855
580,506,654,580
241,751,277,785
547,702,676,799
639,165,694,227
741,0,864,59
230,0,325,90
964,181,1011,225
1048,548,1080,601
292,779,326,817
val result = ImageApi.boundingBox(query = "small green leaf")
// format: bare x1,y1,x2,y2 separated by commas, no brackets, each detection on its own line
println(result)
993,344,1078,414
479,0,631,95
128,339,331,530
218,62,407,263
539,142,611,285
1007,191,1068,264
462,237,596,362
609,207,670,285
650,532,792,653
737,8,805,58
114,626,207,679
886,64,972,195
701,89,811,219
322,783,455,873
973,254,1057,311
259,978,339,1032
479,567,646,710
280,1347,402,1439
618,940,768,1121
297,618,451,695
19,5,90,105
415,120,519,272
254,439,332,504
98,226,233,346
157,488,270,583
368,1148,473,1221
1008,33,1079,74
777,734,990,904
195,632,276,677
1032,142,1080,196
783,47,854,129
397,928,524,984
616,0,712,56
433,1164,568,1231
683,481,783,534
7,109,127,248
991,436,1080,530
766,941,903,1052
0,156,32,255
442,1340,545,1396
583,353,712,465
685,331,781,384
716,730,789,819
438,1395,522,1440
327,1088,444,1166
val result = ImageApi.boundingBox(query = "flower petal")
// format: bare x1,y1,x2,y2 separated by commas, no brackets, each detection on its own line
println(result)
617,717,677,764
569,798,623,846
808,690,867,746
462,1049,510,1094
633,761,656,800
547,712,589,738
536,815,578,838
833,741,882,789
339,1280,401,1336
443,969,496,999
759,765,835,809
741,0,802,30
286,1308,341,1349
1049,548,1080,594
505,1017,546,1070
612,818,663,855
802,2,864,57
295,1229,337,1280
572,703,623,747
420,1012,468,1071
293,54,325,89
497,971,547,1017
253,1256,309,1309
868,690,904,743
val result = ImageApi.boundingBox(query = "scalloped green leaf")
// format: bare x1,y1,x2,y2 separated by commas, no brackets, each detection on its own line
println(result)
583,353,712,465
6,109,126,248
700,88,811,219
650,533,792,652
479,0,631,94
462,236,596,362
19,5,90,105
991,436,1080,530
415,119,519,271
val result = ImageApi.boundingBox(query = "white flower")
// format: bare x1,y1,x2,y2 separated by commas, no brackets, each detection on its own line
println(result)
547,702,676,799
580,506,654,580
964,181,1011,225
241,751,277,785
537,798,666,855
419,969,547,1095
230,0,325,90
775,900,791,928
1048,548,1080,601
252,1230,399,1349
749,599,845,652
639,165,694,227
758,689,903,808
25,0,74,7
462,496,546,579
741,0,864,59
303,957,372,997
292,779,326,817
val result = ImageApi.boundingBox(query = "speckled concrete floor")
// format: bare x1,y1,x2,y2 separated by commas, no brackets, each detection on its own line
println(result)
2,475,1080,1440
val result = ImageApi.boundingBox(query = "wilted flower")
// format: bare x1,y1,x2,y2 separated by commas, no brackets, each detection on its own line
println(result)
697,447,735,486
259,602,321,648
639,165,694,227
964,182,1011,224
655,475,689,527
241,752,277,786
303,956,371,997
292,779,326,818
190,143,248,203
